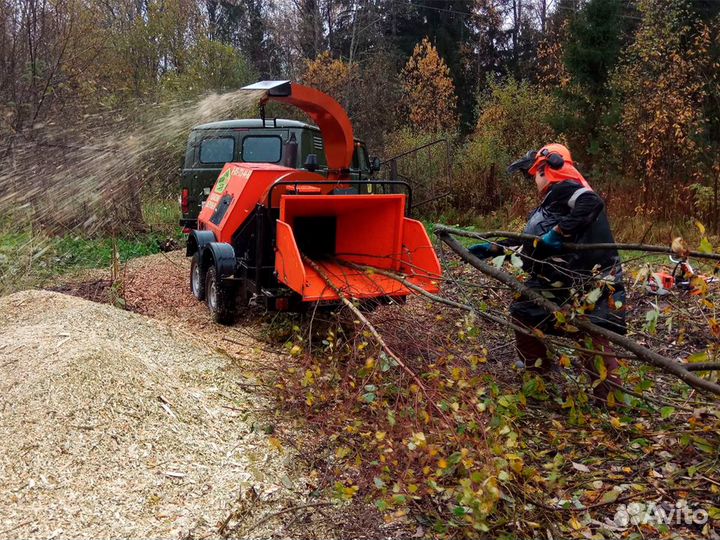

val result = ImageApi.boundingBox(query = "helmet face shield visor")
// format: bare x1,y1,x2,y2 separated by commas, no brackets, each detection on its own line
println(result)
507,150,537,180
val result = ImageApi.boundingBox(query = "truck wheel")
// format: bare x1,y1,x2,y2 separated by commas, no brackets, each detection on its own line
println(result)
205,266,237,325
190,253,206,300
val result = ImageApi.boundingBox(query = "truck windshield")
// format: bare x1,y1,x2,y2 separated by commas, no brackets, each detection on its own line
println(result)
243,136,282,163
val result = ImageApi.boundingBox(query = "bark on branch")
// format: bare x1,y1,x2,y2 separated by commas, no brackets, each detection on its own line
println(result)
684,363,720,372
436,231,720,397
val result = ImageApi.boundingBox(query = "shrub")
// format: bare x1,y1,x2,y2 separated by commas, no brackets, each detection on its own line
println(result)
382,128,457,218
451,79,559,217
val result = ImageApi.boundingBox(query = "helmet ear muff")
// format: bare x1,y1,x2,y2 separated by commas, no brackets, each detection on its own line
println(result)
546,152,564,170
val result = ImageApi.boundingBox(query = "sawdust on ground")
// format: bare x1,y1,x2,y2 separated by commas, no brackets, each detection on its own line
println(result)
0,289,325,539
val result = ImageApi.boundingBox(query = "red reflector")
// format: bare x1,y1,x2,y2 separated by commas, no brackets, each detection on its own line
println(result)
181,188,189,214
275,297,289,311
182,227,192,234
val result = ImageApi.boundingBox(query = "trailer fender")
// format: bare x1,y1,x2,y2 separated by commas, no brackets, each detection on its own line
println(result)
186,230,216,257
201,242,237,278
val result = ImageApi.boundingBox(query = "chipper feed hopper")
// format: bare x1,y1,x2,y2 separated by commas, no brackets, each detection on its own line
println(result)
186,80,441,323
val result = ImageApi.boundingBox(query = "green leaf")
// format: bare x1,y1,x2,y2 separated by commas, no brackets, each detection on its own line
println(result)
491,254,506,268
644,309,659,335
687,350,709,364
361,392,376,403
699,236,714,255
708,507,720,520
594,356,607,382
373,476,385,489
453,505,467,517
692,436,715,454
497,395,514,408
600,489,620,504
660,406,675,419
510,253,524,268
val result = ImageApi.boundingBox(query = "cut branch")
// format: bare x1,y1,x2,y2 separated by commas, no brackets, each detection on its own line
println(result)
338,261,694,410
434,225,720,262
684,363,720,372
338,260,528,333
436,231,720,397
340,261,635,360
301,255,450,422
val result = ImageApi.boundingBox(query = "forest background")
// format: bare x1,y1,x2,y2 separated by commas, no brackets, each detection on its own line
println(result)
2,0,720,243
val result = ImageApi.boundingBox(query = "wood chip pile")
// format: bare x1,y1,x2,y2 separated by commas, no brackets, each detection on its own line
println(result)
0,290,301,539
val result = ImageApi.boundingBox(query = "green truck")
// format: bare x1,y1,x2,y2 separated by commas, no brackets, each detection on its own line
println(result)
179,118,376,228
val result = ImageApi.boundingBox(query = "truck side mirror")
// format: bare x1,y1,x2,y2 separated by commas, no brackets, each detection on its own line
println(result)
370,156,381,172
304,153,318,172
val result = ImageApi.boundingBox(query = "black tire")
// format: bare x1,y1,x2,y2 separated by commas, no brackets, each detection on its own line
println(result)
190,253,206,300
205,265,237,325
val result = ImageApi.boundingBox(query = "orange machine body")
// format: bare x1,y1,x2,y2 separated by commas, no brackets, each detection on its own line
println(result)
193,80,441,309
198,162,329,244
198,162,441,303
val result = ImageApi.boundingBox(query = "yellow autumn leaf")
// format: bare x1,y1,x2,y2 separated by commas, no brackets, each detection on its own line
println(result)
268,437,284,453
301,369,314,387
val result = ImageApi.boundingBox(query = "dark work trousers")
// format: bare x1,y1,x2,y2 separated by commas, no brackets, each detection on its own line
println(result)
512,315,621,402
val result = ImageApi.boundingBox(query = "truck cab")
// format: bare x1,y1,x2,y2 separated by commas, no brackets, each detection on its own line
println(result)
180,118,373,228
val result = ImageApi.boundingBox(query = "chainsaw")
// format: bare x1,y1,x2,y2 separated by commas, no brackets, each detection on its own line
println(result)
644,255,717,295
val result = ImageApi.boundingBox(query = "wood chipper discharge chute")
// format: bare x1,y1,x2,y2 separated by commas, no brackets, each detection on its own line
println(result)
186,80,441,323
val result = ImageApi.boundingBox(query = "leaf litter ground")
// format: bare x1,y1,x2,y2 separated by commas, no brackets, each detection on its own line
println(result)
9,249,719,539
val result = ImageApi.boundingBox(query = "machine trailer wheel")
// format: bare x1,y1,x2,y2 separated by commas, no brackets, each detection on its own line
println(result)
190,253,206,300
205,266,237,325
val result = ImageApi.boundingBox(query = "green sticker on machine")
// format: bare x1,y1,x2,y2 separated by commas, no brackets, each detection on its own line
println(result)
215,169,232,194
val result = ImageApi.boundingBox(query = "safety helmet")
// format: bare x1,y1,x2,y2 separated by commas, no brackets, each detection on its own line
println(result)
507,143,573,179
528,143,573,175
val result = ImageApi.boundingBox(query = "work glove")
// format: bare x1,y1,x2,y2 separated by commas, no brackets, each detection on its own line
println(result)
539,229,564,252
468,242,496,259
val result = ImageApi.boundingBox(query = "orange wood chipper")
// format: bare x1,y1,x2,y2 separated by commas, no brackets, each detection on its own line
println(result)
186,80,441,323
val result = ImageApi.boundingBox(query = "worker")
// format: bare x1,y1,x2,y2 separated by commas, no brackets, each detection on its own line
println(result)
469,144,626,402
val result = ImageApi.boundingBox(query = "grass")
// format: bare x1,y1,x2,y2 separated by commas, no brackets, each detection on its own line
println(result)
142,196,183,235
0,196,183,295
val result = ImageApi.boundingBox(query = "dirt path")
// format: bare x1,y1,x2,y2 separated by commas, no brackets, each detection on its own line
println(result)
0,253,348,539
